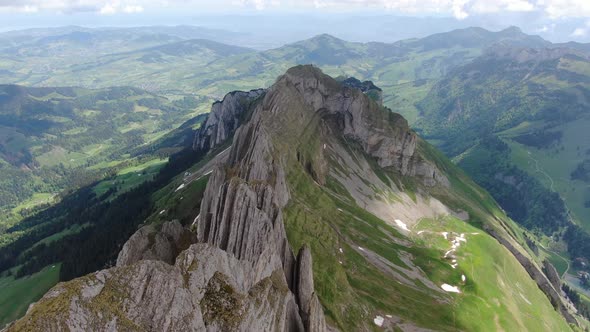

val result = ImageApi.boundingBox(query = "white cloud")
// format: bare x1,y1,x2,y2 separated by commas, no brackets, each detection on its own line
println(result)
0,0,148,14
452,0,469,19
571,27,586,37
536,23,555,33
99,4,117,14
570,19,590,37
123,5,144,13
0,0,587,19
540,0,590,19
505,0,534,12
99,2,144,15
235,0,280,10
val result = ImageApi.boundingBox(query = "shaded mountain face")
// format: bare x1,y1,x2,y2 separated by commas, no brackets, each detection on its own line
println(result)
8,66,576,331
415,45,590,239
416,47,590,154
0,85,203,213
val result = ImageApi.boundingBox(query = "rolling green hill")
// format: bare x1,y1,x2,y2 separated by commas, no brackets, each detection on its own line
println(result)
0,84,210,230
413,45,590,314
0,26,247,90
415,46,590,232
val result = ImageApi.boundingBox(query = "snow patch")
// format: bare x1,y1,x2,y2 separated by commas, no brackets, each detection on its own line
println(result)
159,210,166,215
373,315,384,327
394,219,410,232
175,183,185,192
461,274,466,282
441,232,448,239
358,246,365,252
441,284,461,293
417,230,424,235
339,248,343,253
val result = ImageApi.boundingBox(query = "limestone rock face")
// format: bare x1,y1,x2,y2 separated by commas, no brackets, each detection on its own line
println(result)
193,89,265,152
116,220,195,266
543,260,562,293
340,77,383,105
296,245,327,332
279,65,447,187
7,244,304,332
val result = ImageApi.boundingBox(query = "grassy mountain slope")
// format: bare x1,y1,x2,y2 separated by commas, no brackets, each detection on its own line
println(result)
0,141,214,328
416,46,590,231
0,26,247,89
216,66,574,330
0,84,210,229
413,44,590,317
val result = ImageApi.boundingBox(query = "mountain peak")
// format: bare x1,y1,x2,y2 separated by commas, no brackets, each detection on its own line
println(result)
308,33,344,42
499,25,524,36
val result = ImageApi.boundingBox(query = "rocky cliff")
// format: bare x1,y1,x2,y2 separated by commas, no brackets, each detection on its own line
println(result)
275,65,448,187
193,89,265,151
7,67,332,332
8,244,306,331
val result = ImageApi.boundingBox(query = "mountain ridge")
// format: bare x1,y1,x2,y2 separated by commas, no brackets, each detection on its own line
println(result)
6,65,577,331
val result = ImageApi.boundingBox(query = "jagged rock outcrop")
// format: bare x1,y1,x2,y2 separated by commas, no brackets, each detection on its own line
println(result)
487,227,577,324
194,66,327,330
193,89,265,151
6,244,304,332
340,77,383,105
116,220,195,266
280,65,448,186
295,245,327,332
543,260,562,292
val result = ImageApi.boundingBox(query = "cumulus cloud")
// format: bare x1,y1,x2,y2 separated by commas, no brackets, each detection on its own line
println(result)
232,0,581,20
540,0,590,19
536,23,555,33
0,0,146,14
570,20,590,37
